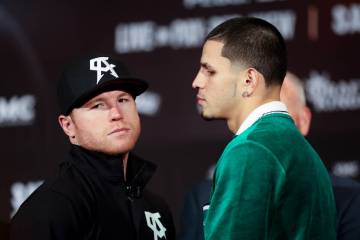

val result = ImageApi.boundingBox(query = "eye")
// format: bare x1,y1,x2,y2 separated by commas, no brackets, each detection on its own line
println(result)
91,102,105,109
207,69,216,76
118,97,130,103
202,68,215,76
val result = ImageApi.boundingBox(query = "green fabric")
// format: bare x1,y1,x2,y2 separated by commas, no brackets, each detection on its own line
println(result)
204,113,336,240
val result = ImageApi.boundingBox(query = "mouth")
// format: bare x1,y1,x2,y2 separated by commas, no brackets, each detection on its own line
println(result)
196,95,205,104
108,128,130,136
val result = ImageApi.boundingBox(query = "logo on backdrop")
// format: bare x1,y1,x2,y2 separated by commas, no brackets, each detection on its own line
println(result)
144,211,166,240
305,71,360,112
0,95,36,127
10,180,43,217
183,0,285,9
332,3,360,36
89,57,119,83
332,161,359,178
115,10,296,54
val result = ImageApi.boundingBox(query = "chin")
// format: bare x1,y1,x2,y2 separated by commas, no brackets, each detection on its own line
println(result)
200,111,225,122
104,145,134,156
201,114,215,121
200,110,216,121
104,143,135,155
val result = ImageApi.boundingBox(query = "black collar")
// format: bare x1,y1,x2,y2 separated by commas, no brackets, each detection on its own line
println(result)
66,144,156,197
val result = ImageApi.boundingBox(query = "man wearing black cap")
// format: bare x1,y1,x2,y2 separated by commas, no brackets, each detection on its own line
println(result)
10,56,175,240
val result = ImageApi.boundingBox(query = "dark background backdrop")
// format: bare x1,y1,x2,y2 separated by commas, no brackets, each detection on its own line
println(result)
1,0,360,230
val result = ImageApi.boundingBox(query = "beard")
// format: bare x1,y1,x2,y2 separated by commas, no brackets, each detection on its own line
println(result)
197,104,213,121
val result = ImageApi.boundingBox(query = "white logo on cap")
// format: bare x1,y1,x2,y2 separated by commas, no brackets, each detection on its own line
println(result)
89,57,119,84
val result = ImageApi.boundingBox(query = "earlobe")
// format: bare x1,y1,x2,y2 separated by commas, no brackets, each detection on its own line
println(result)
58,115,75,139
300,106,312,136
242,68,259,97
241,91,250,98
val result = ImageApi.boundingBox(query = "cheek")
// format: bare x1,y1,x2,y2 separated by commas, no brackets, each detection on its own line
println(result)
124,106,141,133
131,113,141,136
74,115,106,137
208,78,232,99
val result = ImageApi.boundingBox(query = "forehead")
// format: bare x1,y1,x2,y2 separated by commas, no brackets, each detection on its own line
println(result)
201,40,232,68
86,90,132,103
202,40,224,60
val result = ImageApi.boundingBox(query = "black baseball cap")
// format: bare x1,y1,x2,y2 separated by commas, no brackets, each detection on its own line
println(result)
57,56,148,115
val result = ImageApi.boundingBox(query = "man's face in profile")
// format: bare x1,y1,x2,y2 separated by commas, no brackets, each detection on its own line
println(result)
192,40,241,121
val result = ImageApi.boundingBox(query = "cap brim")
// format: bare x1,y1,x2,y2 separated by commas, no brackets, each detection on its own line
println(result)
65,78,148,115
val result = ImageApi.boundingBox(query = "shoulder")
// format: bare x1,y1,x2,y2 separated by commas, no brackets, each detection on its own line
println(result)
331,175,360,208
10,183,85,239
12,165,94,226
221,139,285,175
247,114,305,147
331,175,360,237
12,176,89,220
11,183,79,232
215,141,286,196
184,180,212,208
192,180,212,202
332,175,360,189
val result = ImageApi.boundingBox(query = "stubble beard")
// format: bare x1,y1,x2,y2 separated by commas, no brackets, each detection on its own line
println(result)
78,135,136,156
199,107,226,121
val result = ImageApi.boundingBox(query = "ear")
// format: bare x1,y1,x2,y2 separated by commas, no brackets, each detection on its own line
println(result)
299,106,312,136
58,114,76,140
242,68,261,97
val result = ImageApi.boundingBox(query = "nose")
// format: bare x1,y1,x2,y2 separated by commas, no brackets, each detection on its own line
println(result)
109,105,123,121
192,71,204,89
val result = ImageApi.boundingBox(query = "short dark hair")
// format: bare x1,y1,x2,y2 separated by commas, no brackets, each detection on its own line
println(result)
206,17,287,86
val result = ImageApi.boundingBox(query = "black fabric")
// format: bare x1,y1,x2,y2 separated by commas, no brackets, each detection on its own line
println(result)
10,145,175,240
331,175,360,240
178,180,211,240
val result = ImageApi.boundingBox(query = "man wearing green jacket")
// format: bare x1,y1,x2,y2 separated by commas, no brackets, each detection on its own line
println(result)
192,17,336,240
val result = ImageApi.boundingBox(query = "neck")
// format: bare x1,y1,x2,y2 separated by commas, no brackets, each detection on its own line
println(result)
123,153,129,181
227,86,281,134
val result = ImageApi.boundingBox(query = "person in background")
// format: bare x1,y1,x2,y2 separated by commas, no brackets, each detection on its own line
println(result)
191,16,336,240
179,71,360,240
281,72,360,240
10,56,175,240
178,167,213,240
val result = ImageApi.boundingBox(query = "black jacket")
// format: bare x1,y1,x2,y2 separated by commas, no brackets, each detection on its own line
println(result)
10,145,175,240
331,175,360,240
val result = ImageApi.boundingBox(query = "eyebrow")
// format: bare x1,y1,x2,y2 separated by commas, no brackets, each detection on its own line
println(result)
200,62,215,71
82,97,104,108
84,92,131,107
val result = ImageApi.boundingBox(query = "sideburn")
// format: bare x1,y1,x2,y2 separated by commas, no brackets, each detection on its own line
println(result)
232,82,238,97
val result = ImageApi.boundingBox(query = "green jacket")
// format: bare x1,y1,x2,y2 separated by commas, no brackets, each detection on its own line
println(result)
204,113,336,240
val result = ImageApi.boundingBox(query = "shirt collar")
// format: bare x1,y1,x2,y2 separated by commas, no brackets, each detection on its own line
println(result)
236,101,289,135
68,145,156,188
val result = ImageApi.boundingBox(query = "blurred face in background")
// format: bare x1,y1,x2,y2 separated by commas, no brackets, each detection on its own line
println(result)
280,73,311,136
